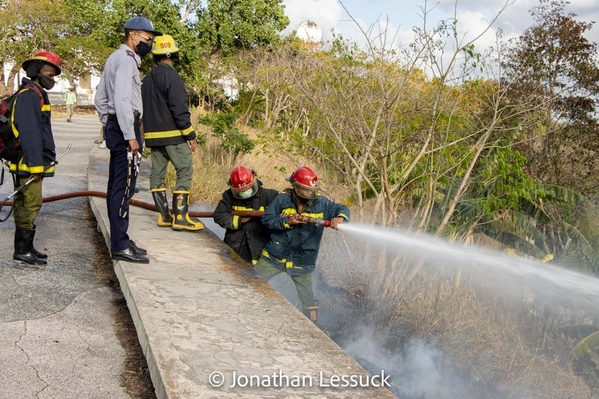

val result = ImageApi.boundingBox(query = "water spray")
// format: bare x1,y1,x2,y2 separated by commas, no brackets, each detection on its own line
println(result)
336,222,599,300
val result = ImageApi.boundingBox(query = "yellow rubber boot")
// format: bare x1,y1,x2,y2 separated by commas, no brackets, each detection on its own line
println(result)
151,188,173,227
172,191,204,231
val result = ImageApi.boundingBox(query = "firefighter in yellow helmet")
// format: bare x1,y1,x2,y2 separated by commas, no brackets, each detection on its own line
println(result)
141,34,203,231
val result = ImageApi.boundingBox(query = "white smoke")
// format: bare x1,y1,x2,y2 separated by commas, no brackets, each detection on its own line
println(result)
343,327,480,399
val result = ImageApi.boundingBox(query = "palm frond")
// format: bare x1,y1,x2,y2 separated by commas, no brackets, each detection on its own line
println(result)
569,330,599,361
505,209,548,244
561,222,599,272
535,183,586,205
519,199,551,224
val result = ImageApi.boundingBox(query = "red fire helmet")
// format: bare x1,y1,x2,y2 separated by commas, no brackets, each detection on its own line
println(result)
22,51,62,75
229,166,259,199
288,166,318,188
287,166,318,200
229,166,255,191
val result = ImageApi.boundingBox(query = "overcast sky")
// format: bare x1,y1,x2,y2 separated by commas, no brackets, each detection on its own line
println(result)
282,0,599,52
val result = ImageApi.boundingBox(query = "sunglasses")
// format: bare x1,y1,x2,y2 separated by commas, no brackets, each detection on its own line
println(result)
137,32,154,43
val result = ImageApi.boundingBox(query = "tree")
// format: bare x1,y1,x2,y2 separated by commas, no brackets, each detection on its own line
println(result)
194,0,289,58
267,1,520,232
0,0,188,91
198,112,255,165
502,0,599,195
234,39,305,130
0,0,71,95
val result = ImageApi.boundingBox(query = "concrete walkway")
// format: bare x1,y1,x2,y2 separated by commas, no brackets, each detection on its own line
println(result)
89,131,395,397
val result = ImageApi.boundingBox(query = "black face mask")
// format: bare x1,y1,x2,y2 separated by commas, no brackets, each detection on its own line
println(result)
136,41,152,57
38,75,56,90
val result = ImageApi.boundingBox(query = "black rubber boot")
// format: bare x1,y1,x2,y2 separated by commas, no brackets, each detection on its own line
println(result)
172,191,204,231
31,225,48,259
14,227,47,265
303,300,319,323
151,188,173,227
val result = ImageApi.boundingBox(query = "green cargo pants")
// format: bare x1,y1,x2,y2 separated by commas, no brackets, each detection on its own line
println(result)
13,176,42,229
253,256,315,308
150,142,193,191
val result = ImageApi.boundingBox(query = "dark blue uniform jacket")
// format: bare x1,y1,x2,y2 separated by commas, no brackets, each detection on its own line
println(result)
261,190,350,275
9,78,55,177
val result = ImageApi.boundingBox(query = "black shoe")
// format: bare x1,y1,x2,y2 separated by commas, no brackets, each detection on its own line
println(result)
111,247,149,264
14,253,47,266
130,240,147,255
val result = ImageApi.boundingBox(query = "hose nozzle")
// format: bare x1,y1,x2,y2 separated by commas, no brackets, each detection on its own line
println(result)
295,215,331,227
312,218,331,227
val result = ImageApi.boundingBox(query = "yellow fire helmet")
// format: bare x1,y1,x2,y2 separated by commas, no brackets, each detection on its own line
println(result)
152,34,179,56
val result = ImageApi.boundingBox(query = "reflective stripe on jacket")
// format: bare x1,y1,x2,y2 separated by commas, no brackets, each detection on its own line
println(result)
261,191,350,275
141,63,196,147
9,78,56,177
213,180,279,264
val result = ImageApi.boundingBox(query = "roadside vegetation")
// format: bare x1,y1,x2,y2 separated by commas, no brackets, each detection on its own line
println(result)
5,0,599,396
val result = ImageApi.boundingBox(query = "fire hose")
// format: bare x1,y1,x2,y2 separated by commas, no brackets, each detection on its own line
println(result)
1,191,215,218
0,144,72,222
1,143,334,225
0,190,332,226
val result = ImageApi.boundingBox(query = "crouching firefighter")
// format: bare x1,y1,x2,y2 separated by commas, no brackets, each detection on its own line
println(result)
213,166,279,264
254,166,350,323
9,51,62,265
141,34,203,231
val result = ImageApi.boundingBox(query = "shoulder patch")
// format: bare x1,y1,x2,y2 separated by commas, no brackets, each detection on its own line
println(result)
125,50,136,59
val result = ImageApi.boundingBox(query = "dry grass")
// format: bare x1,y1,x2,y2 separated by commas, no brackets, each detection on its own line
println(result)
164,106,352,204
317,231,594,397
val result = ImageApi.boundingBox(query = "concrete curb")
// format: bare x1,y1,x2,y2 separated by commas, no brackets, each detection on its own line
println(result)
87,146,395,398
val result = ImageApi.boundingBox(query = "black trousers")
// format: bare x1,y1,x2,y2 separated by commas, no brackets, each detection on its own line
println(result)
105,119,141,252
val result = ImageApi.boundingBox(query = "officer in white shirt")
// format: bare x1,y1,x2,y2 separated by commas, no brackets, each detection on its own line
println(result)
94,16,162,264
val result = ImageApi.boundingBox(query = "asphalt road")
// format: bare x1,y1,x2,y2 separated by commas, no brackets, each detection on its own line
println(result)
0,114,154,399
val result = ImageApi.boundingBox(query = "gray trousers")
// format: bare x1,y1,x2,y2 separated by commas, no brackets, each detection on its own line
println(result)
150,142,193,191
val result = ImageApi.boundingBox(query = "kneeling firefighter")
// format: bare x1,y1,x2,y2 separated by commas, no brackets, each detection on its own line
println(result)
213,166,279,264
141,34,203,231
9,51,62,265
